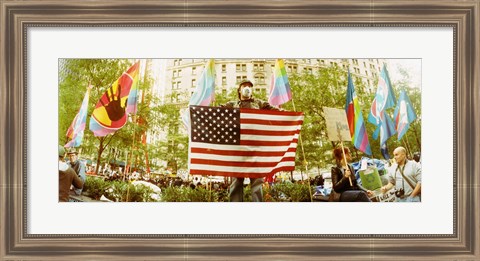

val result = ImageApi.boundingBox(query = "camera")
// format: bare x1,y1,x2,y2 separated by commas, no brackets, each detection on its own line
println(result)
395,188,405,197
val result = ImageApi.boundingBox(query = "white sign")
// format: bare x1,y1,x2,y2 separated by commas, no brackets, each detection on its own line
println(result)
323,107,352,142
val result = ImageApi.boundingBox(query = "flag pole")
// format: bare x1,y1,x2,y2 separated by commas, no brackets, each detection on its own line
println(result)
404,133,414,159
124,60,142,183
337,127,353,186
291,98,313,202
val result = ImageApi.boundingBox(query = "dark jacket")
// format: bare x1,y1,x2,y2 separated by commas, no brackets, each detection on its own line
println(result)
224,98,279,110
59,162,84,202
331,164,367,193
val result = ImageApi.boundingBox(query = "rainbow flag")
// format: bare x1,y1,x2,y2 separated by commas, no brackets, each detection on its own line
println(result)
181,59,216,130
393,90,417,140
89,62,140,137
65,85,90,148
126,62,141,115
268,59,292,106
345,71,371,155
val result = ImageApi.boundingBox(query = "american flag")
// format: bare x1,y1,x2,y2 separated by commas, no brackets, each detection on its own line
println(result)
189,105,304,178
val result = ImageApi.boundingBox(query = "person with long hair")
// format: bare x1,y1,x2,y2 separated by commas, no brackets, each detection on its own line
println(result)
330,146,372,202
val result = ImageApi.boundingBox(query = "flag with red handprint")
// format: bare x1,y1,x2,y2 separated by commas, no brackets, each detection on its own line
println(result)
89,62,140,136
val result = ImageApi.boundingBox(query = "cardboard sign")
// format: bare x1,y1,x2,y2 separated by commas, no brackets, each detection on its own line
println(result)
323,107,352,142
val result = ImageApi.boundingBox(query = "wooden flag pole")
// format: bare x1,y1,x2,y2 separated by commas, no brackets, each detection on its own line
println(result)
207,176,212,202
291,99,313,202
124,59,145,183
337,128,353,186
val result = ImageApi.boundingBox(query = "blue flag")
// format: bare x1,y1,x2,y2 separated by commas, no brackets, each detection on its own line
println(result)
381,143,390,160
368,64,396,127
393,90,417,140
368,64,397,150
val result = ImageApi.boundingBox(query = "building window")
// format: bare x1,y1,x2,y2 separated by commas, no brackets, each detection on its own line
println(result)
236,64,247,72
222,64,226,73
260,88,267,97
172,82,176,89
192,67,196,75
236,75,247,84
192,79,196,88
222,76,227,86
173,70,182,78
254,74,265,84
173,59,183,66
253,63,265,72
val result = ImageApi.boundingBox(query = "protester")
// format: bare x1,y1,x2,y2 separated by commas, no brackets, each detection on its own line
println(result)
330,146,372,202
413,152,421,163
59,146,83,202
67,148,86,196
381,146,421,202
222,79,281,202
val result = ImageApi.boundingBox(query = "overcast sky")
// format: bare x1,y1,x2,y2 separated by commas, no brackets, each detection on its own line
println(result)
386,59,421,89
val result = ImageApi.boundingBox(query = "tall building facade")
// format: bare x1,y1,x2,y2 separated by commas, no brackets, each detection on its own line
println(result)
161,58,386,105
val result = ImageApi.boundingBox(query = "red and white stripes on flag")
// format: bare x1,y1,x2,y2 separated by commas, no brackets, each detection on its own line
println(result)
189,105,304,178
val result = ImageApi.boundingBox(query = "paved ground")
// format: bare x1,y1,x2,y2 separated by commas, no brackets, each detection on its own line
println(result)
69,194,99,202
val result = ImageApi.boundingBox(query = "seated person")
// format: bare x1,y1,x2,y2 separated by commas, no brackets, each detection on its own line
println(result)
330,146,372,202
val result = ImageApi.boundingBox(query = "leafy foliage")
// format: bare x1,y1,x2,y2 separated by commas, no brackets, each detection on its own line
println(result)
82,177,160,202
83,176,110,200
160,186,225,202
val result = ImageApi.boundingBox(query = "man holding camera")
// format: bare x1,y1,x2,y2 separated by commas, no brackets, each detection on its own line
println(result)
381,146,421,202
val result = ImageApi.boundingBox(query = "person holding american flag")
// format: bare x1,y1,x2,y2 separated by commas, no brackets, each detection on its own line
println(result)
221,79,281,202
188,77,303,202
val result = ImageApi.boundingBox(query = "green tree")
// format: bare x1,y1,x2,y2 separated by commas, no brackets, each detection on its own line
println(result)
59,59,155,175
281,66,352,173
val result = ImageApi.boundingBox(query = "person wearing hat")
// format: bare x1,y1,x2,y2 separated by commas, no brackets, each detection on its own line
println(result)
67,148,86,196
222,79,281,202
59,146,83,202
